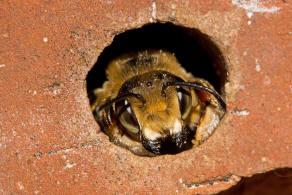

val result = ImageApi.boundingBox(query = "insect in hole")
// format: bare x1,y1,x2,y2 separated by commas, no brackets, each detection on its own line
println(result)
90,50,226,156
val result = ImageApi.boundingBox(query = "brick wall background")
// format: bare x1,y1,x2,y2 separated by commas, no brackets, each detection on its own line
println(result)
1,1,291,194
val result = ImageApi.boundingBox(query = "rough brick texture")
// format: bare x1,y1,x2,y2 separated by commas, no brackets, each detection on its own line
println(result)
0,0,291,194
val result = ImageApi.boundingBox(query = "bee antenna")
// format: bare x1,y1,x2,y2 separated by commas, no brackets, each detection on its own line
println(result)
162,81,226,111
98,93,146,111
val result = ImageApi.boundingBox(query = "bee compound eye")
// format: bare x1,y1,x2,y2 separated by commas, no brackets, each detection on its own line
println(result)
176,87,192,120
115,100,140,135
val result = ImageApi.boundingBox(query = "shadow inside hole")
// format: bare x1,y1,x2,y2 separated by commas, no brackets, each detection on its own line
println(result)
87,22,227,97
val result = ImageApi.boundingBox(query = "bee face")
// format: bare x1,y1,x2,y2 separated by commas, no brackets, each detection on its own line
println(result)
91,50,225,156
116,71,196,155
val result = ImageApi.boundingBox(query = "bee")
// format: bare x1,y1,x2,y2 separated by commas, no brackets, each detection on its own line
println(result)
90,50,226,156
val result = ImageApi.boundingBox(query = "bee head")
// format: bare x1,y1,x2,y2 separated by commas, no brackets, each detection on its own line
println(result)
111,71,196,155
98,70,225,155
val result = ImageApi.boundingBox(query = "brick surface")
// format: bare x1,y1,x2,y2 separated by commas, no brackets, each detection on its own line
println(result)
0,0,291,194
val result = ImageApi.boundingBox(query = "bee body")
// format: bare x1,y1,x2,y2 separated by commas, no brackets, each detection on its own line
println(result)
91,50,225,156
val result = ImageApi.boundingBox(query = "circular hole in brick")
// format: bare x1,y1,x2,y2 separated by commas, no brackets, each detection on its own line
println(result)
87,22,227,99
86,22,228,155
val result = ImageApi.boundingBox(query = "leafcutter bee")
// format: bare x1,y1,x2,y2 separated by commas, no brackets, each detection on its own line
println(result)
90,50,226,156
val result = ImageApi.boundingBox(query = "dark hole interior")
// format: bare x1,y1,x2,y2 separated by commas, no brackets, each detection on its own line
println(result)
87,22,227,97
